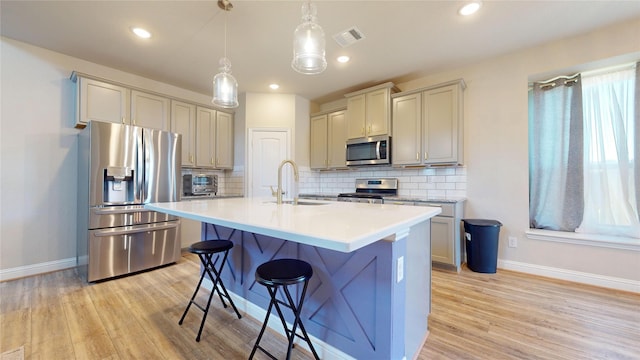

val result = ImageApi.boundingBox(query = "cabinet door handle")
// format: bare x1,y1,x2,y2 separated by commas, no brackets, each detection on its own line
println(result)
361,126,365,135
211,158,214,165
424,152,428,160
416,152,419,161
122,117,126,124
133,119,136,125
368,125,372,134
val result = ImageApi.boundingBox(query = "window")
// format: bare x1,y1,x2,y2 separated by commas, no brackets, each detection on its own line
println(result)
529,62,639,239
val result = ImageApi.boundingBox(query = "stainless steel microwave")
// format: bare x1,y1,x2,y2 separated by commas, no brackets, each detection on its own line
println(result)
346,135,391,166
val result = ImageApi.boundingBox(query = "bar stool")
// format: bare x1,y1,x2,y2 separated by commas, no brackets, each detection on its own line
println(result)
249,258,320,360
179,240,242,342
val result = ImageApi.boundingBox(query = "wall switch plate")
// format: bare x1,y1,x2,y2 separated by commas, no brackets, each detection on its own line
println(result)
508,236,518,248
397,256,404,283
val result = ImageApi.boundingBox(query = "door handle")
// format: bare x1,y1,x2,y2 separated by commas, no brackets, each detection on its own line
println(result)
94,222,178,237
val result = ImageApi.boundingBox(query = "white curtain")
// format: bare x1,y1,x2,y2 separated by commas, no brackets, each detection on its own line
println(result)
576,66,640,238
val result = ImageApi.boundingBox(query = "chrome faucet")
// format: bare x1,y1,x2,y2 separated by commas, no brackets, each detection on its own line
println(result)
273,159,299,205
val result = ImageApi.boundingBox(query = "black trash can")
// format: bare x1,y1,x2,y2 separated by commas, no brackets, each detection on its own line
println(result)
463,219,502,273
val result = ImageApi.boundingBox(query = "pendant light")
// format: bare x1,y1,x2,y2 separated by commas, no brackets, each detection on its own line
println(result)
291,1,327,75
212,0,239,108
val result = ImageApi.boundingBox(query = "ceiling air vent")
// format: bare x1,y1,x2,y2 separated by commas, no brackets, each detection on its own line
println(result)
333,26,365,48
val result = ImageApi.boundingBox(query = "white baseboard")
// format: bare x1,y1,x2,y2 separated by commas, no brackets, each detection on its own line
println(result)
202,279,356,360
0,258,76,282
498,259,640,293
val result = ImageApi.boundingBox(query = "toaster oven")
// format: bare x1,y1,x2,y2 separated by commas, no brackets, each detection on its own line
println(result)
183,174,217,196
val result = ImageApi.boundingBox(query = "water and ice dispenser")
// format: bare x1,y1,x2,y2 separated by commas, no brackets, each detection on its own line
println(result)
103,166,135,204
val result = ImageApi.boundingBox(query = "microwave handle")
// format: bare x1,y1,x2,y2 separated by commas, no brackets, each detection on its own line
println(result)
376,141,381,160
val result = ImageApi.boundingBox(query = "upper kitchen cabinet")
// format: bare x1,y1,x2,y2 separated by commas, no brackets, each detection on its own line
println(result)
392,92,422,166
72,72,169,130
345,82,398,140
130,90,170,130
74,74,129,127
214,111,234,169
195,106,233,170
310,114,328,169
392,79,465,166
310,109,347,170
170,100,197,167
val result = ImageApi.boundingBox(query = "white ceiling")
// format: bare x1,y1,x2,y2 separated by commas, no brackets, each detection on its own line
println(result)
2,1,640,104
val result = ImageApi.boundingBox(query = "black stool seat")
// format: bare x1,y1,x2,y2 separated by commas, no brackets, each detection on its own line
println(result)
256,258,313,286
189,239,233,254
249,259,319,360
179,239,241,342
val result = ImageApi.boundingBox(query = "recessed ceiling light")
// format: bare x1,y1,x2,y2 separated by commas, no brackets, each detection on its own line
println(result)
269,84,280,90
458,1,481,16
337,56,350,63
131,27,151,39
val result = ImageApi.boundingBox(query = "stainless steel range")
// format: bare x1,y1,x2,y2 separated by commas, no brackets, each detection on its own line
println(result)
337,178,398,204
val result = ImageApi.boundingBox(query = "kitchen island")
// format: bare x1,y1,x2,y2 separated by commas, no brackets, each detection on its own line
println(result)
145,197,441,360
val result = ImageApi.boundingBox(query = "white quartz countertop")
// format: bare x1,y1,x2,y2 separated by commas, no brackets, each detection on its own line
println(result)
145,197,441,252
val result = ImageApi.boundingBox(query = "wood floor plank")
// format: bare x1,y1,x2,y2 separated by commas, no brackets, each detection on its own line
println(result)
0,308,30,353
30,302,70,346
30,336,76,360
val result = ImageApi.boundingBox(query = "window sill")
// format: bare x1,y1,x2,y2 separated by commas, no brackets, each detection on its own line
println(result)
526,229,640,251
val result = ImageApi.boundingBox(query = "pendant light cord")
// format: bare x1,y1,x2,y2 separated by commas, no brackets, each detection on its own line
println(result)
224,5,228,59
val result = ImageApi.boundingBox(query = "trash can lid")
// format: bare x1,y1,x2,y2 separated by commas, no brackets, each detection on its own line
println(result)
463,219,502,227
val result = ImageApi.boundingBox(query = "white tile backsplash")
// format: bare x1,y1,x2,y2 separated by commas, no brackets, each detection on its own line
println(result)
207,165,467,200
298,165,468,199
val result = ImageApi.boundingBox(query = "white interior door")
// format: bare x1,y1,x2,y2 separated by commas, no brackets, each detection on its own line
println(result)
247,129,290,198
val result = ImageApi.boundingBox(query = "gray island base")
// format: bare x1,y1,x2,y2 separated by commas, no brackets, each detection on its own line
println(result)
145,198,439,359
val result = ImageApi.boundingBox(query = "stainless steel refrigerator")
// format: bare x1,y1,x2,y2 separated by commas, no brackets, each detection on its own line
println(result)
77,121,182,282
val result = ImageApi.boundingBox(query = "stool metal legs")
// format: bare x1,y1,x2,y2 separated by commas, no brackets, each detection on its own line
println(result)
249,280,320,360
179,249,242,342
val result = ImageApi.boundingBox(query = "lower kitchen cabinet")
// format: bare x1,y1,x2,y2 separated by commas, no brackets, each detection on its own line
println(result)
415,201,465,271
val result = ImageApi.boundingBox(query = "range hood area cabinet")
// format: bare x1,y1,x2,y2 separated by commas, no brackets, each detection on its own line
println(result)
392,79,465,166
345,82,399,140
310,109,348,170
72,72,170,131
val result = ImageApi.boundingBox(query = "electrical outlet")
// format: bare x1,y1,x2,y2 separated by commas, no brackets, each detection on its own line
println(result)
397,256,404,283
508,236,518,248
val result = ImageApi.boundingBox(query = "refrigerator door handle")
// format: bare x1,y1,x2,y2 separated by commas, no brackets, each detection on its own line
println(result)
93,222,179,237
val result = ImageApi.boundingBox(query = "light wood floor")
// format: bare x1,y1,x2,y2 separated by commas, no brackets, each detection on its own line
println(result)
1,252,639,359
